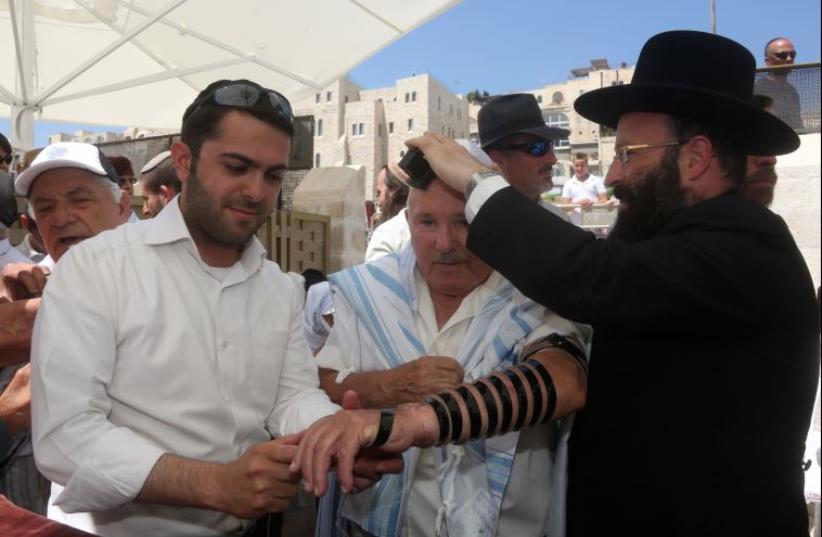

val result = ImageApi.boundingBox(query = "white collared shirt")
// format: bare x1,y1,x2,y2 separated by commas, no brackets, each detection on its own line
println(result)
31,197,339,537
365,208,410,262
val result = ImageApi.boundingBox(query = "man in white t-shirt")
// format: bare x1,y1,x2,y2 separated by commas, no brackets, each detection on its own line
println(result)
559,153,608,207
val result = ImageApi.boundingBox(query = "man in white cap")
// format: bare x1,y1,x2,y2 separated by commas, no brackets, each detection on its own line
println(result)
138,150,180,218
0,141,131,514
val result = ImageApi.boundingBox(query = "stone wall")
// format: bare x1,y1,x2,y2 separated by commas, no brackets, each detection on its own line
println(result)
772,133,821,289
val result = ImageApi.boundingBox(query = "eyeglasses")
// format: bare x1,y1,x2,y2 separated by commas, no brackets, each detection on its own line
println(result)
771,51,797,61
0,153,11,165
614,141,685,167
187,82,294,124
503,140,554,157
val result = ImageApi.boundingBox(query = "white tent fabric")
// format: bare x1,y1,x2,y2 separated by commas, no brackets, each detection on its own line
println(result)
0,0,460,148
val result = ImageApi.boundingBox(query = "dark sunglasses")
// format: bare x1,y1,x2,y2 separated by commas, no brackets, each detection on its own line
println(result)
188,82,294,123
504,140,554,157
771,51,796,61
0,154,11,165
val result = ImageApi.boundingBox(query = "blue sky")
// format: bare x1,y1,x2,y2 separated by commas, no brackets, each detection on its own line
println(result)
3,0,819,147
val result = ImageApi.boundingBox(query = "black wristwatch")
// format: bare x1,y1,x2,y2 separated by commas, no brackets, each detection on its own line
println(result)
372,409,396,447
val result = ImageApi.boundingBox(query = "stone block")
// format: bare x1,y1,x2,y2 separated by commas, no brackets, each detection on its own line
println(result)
292,166,366,272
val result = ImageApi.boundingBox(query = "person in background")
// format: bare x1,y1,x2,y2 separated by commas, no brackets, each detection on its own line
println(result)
108,156,138,222
139,151,180,218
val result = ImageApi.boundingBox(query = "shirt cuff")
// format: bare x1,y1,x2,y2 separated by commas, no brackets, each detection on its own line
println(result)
54,428,165,513
465,175,509,223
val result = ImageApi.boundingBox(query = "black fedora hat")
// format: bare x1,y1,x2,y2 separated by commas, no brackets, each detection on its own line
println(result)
574,31,799,156
479,93,570,150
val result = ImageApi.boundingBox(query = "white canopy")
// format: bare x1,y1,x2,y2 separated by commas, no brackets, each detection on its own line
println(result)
1,0,460,148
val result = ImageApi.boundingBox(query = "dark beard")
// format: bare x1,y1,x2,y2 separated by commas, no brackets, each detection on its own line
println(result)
610,149,688,242
183,163,267,247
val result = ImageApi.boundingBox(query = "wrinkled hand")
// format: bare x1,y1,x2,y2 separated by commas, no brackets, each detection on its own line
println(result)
390,356,464,404
214,435,302,518
1,263,50,301
406,133,493,194
291,391,439,496
579,198,594,209
0,364,31,434
339,392,404,494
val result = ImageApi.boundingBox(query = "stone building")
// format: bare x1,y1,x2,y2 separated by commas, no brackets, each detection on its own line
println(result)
293,73,469,199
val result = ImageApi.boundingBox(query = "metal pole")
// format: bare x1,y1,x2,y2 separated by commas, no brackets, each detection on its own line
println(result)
710,0,717,34
9,0,36,150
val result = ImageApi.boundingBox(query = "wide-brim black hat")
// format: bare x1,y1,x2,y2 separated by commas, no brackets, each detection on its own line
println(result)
479,93,570,149
574,31,799,156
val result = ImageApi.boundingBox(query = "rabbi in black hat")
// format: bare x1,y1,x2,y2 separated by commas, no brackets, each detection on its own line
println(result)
290,31,819,537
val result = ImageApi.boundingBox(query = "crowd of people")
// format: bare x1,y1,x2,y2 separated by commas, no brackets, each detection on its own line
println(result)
0,29,818,537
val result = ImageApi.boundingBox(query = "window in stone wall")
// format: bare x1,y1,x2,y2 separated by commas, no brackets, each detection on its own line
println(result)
315,153,321,167
438,97,441,110
317,119,323,137
345,96,349,103
537,95,543,104
407,118,413,131
405,92,410,103
359,123,365,136
457,109,461,120
315,93,320,103
412,91,417,102
352,123,357,136
449,104,453,115
326,91,332,102
389,122,394,134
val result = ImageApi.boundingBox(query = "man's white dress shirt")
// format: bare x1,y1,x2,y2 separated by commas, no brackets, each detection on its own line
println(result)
31,198,339,537
365,208,410,262
318,268,587,537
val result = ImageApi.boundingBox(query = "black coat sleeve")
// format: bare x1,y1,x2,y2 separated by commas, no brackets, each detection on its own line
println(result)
466,187,801,334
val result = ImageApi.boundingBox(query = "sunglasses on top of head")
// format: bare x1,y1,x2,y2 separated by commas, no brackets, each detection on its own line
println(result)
503,140,554,157
188,82,294,124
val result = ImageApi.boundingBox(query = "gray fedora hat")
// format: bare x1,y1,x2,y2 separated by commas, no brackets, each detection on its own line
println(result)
479,93,570,150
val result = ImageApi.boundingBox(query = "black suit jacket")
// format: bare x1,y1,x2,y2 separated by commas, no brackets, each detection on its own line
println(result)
468,187,820,537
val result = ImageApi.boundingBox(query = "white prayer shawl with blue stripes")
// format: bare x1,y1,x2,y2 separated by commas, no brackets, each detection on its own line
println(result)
328,247,550,537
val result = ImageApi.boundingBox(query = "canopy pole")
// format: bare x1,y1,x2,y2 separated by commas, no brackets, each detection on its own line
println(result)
9,0,36,150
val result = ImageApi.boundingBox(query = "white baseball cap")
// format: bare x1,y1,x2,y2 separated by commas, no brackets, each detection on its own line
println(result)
140,150,172,174
15,142,119,196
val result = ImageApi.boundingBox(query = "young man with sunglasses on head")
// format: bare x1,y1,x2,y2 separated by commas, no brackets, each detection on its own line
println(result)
479,94,570,221
29,80,394,537
754,36,802,129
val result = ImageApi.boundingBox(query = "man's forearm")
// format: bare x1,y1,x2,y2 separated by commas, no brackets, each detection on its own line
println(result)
137,453,226,511
319,368,399,408
0,299,39,366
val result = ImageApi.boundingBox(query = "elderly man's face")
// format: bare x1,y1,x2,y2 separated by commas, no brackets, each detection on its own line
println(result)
742,154,778,206
488,133,557,201
408,178,492,298
28,168,129,261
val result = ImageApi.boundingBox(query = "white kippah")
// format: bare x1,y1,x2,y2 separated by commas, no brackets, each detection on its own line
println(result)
140,150,171,174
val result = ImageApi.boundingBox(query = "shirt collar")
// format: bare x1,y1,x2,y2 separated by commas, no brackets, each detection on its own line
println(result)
143,195,267,277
